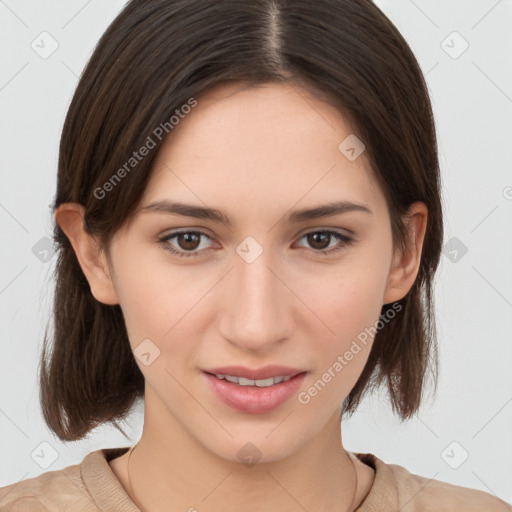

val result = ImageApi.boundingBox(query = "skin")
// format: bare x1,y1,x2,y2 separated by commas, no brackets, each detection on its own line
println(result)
56,81,427,512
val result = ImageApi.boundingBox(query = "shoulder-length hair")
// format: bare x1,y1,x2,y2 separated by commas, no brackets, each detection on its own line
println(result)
40,0,443,441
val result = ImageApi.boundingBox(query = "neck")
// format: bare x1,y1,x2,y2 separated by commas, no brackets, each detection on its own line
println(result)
122,392,361,512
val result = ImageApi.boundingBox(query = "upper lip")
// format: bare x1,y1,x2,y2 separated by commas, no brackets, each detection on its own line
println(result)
203,365,306,380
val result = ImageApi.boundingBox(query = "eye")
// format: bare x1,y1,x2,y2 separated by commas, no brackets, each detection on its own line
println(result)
158,230,214,258
295,230,354,256
158,229,354,258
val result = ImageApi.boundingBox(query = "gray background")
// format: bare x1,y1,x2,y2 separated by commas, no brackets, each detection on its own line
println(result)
1,0,511,504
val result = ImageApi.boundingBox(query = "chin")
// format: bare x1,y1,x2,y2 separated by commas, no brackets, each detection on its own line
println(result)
199,428,312,467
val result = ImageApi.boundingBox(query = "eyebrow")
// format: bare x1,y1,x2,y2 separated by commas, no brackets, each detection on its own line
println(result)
139,199,373,226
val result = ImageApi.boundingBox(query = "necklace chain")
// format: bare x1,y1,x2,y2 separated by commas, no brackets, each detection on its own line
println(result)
126,443,145,511
126,443,359,512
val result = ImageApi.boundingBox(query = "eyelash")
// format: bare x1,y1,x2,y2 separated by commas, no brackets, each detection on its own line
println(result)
158,229,354,258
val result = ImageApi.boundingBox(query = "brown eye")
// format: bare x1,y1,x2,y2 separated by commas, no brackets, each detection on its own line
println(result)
176,232,201,251
296,230,354,255
159,230,213,258
159,229,354,259
306,232,331,250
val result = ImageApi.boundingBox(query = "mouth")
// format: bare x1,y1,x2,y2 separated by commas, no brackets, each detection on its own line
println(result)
202,366,308,413
202,364,306,382
207,373,295,387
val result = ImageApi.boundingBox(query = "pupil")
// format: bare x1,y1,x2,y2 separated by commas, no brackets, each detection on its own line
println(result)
179,233,199,250
308,232,329,249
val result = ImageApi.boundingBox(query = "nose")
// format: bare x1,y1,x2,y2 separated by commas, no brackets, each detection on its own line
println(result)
218,246,295,352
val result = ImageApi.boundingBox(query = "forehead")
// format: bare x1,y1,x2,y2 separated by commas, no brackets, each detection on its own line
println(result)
136,81,387,227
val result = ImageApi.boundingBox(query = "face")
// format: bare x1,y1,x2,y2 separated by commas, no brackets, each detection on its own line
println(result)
60,81,425,464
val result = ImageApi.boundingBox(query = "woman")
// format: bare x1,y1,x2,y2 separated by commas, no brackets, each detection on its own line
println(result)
0,0,509,510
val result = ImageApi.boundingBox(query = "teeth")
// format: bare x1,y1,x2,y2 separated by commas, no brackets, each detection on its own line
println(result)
214,374,293,387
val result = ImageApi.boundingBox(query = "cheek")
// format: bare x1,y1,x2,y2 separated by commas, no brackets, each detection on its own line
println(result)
112,227,392,358
301,249,392,367
112,249,215,349
313,257,390,331
109,244,175,340
295,270,388,408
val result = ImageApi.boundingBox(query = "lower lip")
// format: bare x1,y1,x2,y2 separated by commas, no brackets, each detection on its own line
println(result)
203,372,307,414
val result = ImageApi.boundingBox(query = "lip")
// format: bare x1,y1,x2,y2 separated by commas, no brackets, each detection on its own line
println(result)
202,365,305,380
203,369,307,414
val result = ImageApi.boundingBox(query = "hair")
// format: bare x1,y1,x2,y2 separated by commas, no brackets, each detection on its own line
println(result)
40,0,443,441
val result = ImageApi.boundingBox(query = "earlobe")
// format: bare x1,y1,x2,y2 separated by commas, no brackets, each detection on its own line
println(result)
54,203,119,305
383,202,428,305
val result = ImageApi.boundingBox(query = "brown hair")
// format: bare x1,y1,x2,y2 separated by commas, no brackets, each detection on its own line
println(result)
40,0,443,441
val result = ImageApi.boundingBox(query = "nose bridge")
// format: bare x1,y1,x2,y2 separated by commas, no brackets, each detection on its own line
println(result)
220,242,293,351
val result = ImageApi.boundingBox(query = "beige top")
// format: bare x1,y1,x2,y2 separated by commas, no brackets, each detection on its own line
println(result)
0,447,510,511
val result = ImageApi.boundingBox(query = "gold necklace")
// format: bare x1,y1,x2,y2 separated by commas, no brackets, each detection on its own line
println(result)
126,443,145,511
125,444,359,512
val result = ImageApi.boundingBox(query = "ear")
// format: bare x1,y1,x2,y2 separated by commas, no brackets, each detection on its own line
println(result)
54,203,119,305
383,201,428,305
